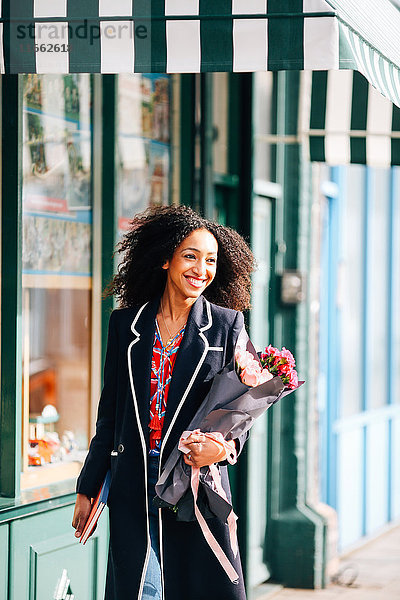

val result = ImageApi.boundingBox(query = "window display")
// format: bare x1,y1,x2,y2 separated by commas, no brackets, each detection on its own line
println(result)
116,74,171,236
21,74,92,489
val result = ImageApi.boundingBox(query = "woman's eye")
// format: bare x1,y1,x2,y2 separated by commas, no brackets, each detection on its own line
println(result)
184,254,196,259
207,258,216,264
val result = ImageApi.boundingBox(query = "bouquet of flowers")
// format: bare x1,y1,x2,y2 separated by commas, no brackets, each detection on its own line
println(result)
155,331,303,583
235,344,299,389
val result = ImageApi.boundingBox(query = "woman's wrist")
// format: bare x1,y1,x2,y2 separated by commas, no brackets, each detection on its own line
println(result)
77,492,91,501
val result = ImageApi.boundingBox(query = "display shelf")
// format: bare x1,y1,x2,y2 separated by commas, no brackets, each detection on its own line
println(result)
20,460,82,491
29,414,59,425
22,274,92,290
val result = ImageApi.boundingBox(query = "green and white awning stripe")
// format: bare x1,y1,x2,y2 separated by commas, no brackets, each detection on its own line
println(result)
299,70,400,167
1,0,400,109
332,3,400,108
0,0,340,74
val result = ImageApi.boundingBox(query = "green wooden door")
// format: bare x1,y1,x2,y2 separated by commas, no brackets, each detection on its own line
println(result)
9,504,108,600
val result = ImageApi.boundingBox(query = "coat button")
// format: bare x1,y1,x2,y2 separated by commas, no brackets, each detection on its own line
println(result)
118,444,124,453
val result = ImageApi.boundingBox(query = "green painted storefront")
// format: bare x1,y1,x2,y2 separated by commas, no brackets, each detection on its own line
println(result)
0,72,327,599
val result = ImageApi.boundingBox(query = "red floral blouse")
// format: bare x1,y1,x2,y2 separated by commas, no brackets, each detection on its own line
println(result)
149,319,185,455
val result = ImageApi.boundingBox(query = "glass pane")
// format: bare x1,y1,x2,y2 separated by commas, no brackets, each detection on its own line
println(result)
368,169,390,409
253,139,273,183
116,74,171,237
250,196,272,350
394,167,400,404
21,74,92,489
253,72,274,183
339,165,364,417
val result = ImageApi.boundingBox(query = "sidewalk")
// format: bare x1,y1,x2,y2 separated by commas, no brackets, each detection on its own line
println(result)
259,524,400,600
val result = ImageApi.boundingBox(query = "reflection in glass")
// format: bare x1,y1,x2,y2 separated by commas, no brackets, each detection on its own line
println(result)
116,74,171,237
21,74,92,488
250,196,272,351
253,72,274,183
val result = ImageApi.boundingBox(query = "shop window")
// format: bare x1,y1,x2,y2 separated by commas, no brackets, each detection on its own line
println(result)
21,74,92,489
253,72,274,184
367,169,390,410
339,165,365,417
116,74,171,238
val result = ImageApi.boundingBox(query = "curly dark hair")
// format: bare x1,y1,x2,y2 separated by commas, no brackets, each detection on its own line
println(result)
106,205,255,311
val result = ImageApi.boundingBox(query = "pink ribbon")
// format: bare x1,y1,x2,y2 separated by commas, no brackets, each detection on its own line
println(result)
178,429,239,584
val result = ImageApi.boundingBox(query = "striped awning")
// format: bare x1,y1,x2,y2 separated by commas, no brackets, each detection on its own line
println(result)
299,70,400,167
1,0,400,107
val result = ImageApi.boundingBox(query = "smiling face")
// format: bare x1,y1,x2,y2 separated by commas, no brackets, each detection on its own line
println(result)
162,228,218,301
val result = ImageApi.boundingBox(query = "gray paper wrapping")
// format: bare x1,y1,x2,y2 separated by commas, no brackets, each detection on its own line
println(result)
154,336,303,522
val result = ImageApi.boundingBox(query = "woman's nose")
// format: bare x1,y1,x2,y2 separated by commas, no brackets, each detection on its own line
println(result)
192,261,206,276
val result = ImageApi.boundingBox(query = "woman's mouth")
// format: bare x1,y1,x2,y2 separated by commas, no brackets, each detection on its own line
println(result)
184,276,207,289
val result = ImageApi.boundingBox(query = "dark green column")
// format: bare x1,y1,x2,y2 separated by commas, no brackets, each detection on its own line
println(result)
265,71,327,589
0,75,22,498
0,75,22,497
100,75,117,363
179,75,196,209
227,73,252,238
200,73,214,219
217,74,253,580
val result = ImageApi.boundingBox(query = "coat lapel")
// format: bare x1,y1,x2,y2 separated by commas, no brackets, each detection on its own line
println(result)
128,297,158,449
127,294,212,456
160,295,211,456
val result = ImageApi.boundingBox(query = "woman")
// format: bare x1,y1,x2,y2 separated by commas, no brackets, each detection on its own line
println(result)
72,205,255,600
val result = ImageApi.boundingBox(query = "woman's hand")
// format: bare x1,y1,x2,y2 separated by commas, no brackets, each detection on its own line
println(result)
183,432,236,468
72,493,92,538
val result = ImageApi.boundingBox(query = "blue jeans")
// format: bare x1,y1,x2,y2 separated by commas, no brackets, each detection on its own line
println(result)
142,455,162,600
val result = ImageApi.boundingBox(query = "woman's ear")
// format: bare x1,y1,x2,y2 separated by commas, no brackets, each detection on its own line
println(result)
162,260,169,270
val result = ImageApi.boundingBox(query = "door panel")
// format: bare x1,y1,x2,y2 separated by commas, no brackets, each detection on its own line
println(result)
10,504,108,600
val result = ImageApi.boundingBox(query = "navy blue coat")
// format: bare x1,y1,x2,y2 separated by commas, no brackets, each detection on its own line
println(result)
77,295,248,600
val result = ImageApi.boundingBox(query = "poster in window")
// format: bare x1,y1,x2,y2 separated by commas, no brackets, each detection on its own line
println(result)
22,214,91,275
22,74,92,276
149,143,169,207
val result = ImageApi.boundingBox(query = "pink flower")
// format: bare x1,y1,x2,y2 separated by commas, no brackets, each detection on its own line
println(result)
238,342,299,389
262,345,280,359
277,362,292,376
241,363,263,387
260,346,285,372
281,347,296,367
240,363,274,387
288,369,299,389
235,349,257,371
